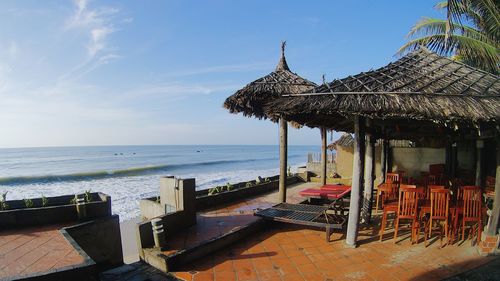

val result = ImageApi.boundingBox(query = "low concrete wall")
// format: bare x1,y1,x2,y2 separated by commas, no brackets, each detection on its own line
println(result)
137,176,301,259
139,198,165,220
136,209,195,259
194,175,280,197
165,220,266,270
139,176,301,219
0,193,112,229
141,220,268,273
195,176,299,211
306,162,337,178
63,215,123,272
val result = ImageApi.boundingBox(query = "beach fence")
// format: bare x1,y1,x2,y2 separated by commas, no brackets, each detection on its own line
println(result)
307,152,335,164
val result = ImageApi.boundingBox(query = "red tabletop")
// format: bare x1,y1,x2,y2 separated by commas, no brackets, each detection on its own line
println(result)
299,187,351,199
320,184,351,191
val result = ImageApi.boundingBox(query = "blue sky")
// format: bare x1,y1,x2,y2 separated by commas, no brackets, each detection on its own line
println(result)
0,0,442,148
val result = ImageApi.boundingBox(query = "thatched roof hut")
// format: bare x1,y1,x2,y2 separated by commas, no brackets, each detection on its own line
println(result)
265,47,500,135
327,133,353,150
223,42,317,120
328,133,414,150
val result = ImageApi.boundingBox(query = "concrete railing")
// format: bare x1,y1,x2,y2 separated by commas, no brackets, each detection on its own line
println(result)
195,176,299,211
139,175,301,220
63,215,123,272
0,192,112,229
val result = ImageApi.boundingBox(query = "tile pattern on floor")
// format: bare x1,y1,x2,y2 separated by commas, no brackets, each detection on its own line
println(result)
161,182,317,256
172,217,494,281
0,223,86,279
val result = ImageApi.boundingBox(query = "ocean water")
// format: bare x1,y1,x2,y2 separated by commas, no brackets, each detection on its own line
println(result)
0,145,319,221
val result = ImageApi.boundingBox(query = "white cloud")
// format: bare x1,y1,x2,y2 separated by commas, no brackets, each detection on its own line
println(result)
88,26,114,57
122,82,240,102
0,63,12,94
66,0,119,58
162,62,272,78
7,42,19,59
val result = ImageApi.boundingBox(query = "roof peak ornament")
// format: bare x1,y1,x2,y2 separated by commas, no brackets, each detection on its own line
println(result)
275,41,290,72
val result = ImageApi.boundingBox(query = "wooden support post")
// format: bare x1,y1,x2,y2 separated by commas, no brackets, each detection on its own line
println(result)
475,140,484,187
384,139,391,173
362,119,375,224
485,137,500,235
451,142,458,178
321,127,327,186
445,141,452,176
380,138,387,183
279,118,288,203
346,116,364,247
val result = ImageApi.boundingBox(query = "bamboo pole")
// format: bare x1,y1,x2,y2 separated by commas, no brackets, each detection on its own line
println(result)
321,127,327,186
385,139,391,173
346,116,364,247
362,119,375,224
380,137,386,183
452,142,458,178
475,140,484,187
279,118,288,203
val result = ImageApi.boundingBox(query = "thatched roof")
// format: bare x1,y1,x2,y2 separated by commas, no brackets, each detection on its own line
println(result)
328,133,413,150
327,133,353,150
265,48,500,133
224,42,317,120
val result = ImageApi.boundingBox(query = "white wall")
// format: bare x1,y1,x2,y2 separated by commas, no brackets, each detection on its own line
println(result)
392,147,445,178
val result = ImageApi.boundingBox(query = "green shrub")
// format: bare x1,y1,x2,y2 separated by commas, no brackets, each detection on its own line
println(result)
0,192,8,210
41,194,49,207
70,195,77,205
245,182,253,188
84,190,92,203
264,177,270,183
23,198,34,208
208,186,222,195
225,182,233,191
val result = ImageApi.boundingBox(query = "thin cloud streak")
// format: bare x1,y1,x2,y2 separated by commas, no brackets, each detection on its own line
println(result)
65,0,119,59
161,62,273,78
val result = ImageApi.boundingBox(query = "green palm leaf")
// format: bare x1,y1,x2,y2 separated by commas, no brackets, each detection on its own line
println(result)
400,0,500,74
406,17,497,46
399,34,499,73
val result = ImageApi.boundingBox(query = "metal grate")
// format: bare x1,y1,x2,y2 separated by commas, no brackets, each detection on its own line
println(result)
256,208,319,222
272,203,328,213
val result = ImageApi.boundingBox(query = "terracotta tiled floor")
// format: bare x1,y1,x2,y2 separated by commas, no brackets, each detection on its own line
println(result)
0,224,86,279
162,182,316,256
172,215,495,281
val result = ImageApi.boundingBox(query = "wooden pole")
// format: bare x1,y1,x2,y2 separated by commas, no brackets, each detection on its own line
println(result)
384,139,391,173
362,119,375,224
485,137,500,235
279,118,288,203
381,137,388,183
346,116,364,247
321,127,327,186
445,141,452,176
475,140,484,187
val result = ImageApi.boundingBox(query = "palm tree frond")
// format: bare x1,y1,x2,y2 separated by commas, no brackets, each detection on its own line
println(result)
407,18,497,46
399,34,499,74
